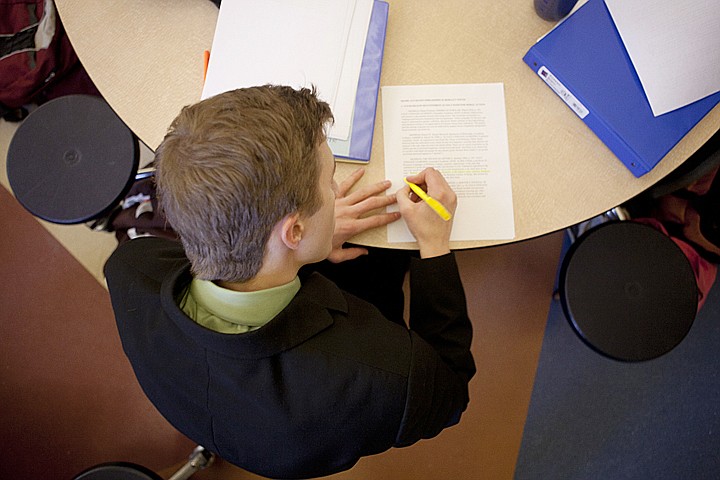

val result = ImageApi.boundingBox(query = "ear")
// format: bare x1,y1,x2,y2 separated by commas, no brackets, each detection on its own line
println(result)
279,213,304,250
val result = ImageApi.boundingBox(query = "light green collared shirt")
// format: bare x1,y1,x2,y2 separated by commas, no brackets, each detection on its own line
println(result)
180,277,301,334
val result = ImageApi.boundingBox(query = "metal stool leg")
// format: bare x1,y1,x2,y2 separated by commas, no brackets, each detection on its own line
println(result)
167,446,215,480
73,446,214,480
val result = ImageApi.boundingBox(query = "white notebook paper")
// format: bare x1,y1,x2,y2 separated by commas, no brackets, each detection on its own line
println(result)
202,0,372,140
605,0,720,116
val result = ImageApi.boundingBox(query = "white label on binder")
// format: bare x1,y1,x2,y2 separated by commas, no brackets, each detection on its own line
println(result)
537,66,589,119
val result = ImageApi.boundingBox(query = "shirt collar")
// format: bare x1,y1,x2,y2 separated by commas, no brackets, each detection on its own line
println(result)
162,264,348,359
189,276,301,329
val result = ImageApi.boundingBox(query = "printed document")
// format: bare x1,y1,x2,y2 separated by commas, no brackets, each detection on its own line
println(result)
605,0,720,116
382,83,515,242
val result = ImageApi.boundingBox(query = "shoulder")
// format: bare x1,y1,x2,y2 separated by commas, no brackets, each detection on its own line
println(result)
298,273,412,377
104,237,188,286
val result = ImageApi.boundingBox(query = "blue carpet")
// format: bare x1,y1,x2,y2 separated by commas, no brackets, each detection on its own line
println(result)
515,263,720,479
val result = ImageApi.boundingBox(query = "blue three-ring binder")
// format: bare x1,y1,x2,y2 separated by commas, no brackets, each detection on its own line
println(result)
523,0,720,177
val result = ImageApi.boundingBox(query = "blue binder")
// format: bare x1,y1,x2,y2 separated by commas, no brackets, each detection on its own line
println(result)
523,0,720,177
329,0,388,163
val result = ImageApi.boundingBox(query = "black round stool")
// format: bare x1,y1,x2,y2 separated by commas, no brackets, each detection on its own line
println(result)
559,221,698,362
73,462,162,480
6,95,139,224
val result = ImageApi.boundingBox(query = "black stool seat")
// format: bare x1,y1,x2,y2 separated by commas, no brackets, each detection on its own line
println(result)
73,462,162,480
7,95,138,224
559,221,698,362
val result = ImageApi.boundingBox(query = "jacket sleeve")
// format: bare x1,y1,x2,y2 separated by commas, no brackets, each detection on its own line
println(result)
395,253,476,445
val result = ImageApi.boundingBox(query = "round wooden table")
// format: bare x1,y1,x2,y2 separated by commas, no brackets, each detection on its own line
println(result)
55,0,720,249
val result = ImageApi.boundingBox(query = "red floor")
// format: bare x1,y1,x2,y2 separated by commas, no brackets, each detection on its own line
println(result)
0,181,563,480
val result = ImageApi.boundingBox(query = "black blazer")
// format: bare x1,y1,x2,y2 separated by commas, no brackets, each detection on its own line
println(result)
105,237,475,479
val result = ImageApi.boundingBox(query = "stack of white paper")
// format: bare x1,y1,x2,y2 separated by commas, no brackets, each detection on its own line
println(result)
202,0,374,142
604,0,720,117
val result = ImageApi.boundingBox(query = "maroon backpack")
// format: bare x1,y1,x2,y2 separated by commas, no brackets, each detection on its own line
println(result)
0,0,99,121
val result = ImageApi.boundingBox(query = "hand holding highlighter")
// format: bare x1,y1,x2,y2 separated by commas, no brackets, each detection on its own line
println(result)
403,178,453,221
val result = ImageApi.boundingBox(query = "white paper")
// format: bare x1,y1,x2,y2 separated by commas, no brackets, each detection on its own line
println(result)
605,0,720,116
382,84,515,242
327,0,374,141
202,0,365,138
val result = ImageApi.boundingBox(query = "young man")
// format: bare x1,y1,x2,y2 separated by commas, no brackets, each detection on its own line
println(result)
105,85,475,479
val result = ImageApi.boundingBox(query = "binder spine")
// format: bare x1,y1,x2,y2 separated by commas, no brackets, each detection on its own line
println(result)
332,0,389,164
523,49,650,177
347,1,388,160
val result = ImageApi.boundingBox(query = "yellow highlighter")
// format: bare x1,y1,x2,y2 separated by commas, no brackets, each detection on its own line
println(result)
404,178,452,221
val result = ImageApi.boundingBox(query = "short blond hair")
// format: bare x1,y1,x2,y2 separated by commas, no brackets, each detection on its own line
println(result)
155,85,333,282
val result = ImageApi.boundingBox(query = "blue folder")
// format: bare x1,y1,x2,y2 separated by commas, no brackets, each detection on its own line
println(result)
523,0,720,177
329,0,388,163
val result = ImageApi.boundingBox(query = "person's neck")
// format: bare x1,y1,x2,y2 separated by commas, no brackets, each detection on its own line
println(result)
216,251,300,293
216,269,297,293
215,218,311,293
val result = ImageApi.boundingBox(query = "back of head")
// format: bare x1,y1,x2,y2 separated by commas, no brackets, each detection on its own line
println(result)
154,85,333,283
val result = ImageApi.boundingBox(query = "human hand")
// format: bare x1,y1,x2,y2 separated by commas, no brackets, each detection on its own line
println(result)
396,167,457,258
328,168,401,263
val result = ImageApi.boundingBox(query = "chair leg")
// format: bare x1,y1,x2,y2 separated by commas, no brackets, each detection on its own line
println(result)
167,446,215,480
